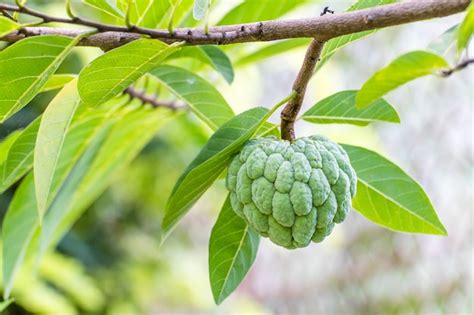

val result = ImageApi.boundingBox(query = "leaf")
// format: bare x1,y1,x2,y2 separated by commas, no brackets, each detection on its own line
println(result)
78,39,180,107
40,74,77,93
0,118,40,194
2,174,38,299
316,0,398,71
169,46,234,83
209,195,259,304
356,51,449,109
341,144,447,235
151,65,234,129
218,0,307,25
302,90,400,126
119,0,170,28
236,39,310,67
427,24,459,56
83,0,124,18
458,2,474,52
34,80,81,221
0,299,13,311
0,35,80,122
0,130,22,164
0,16,20,37
162,106,277,240
193,0,210,20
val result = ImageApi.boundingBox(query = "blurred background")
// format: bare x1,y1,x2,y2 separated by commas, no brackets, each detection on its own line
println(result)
0,0,472,314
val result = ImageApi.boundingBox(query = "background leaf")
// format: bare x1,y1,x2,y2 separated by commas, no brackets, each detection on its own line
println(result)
117,0,170,28
151,65,234,129
427,24,460,56
78,39,179,106
209,195,259,304
34,80,81,221
162,107,271,240
302,90,400,126
0,35,79,122
40,74,77,93
458,2,474,52
0,16,20,37
342,144,447,235
193,0,209,20
82,0,124,19
356,51,449,109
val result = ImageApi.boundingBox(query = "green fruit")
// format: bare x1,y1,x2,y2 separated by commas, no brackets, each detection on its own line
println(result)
226,135,357,249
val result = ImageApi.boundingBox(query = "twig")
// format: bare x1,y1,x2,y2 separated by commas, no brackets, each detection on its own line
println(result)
0,1,470,49
280,39,325,141
439,58,474,77
124,87,185,110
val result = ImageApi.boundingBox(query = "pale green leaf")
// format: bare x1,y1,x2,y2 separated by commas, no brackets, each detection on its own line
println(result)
0,35,80,122
34,80,81,221
78,39,180,106
316,0,398,71
302,90,400,126
40,74,77,93
193,0,210,20
162,106,275,240
82,0,124,18
356,51,449,109
0,16,20,37
209,195,259,304
0,118,40,194
428,24,459,56
151,65,234,129
458,2,474,52
342,144,447,235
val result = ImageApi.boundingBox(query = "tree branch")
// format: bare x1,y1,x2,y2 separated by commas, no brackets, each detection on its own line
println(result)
280,39,325,141
0,0,470,50
124,87,185,110
439,58,474,77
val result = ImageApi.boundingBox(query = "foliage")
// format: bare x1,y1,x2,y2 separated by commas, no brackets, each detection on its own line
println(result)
0,0,471,312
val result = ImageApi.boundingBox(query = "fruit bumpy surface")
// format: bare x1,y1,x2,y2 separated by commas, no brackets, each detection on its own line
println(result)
226,135,357,249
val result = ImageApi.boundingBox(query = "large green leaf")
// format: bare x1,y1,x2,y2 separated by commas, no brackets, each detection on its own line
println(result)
302,90,400,126
78,39,180,106
316,0,397,71
82,0,124,19
0,118,40,194
151,65,234,129
0,16,20,37
34,80,81,221
162,97,291,240
458,2,474,52
218,0,307,25
0,35,80,122
40,74,77,93
209,195,259,304
342,144,447,235
356,51,449,109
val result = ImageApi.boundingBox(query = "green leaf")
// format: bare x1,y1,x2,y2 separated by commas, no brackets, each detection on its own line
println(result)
0,299,14,312
342,144,447,235
78,39,180,107
209,195,259,304
0,16,20,37
34,80,81,221
0,35,80,122
193,0,210,20
151,65,234,129
218,0,307,25
316,0,398,71
235,39,311,67
458,2,474,52
0,118,40,194
40,74,77,93
302,90,400,126
356,51,449,109
2,174,38,299
169,46,234,83
82,0,124,19
427,24,459,56
162,97,291,240
118,0,171,28
0,130,22,165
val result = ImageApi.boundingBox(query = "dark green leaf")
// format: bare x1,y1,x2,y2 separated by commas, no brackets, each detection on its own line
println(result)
302,90,400,126
209,195,259,304
342,144,447,235
356,51,449,109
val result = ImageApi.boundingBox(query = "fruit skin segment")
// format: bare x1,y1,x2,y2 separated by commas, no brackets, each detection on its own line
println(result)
226,135,357,249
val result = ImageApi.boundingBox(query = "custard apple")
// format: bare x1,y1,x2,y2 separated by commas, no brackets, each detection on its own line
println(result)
226,135,357,249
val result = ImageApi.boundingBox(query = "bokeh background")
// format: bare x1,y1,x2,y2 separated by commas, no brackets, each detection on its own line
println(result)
0,0,472,314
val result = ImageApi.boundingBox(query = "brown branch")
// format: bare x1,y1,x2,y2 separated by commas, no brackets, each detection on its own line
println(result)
280,39,325,141
439,58,474,77
0,0,470,49
124,87,185,110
